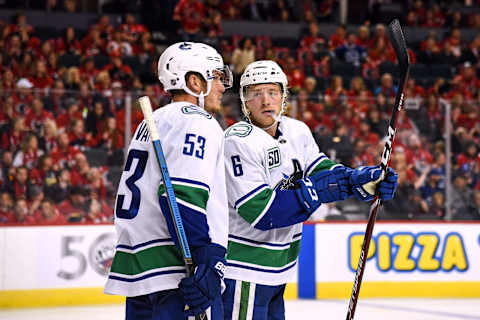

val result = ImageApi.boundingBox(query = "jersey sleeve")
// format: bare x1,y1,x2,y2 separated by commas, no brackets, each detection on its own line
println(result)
158,114,228,256
225,135,307,230
302,122,341,176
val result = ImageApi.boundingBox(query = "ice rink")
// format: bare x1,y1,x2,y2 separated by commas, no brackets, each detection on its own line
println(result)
1,299,480,320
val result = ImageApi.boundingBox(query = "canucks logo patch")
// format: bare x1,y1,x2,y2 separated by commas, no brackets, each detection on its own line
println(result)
181,105,212,119
225,123,252,138
266,147,281,170
274,159,304,190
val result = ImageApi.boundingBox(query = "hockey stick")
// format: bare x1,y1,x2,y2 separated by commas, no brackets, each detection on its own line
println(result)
138,96,207,320
345,19,410,320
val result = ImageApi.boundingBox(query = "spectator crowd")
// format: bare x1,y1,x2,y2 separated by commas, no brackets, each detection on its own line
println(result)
0,0,480,225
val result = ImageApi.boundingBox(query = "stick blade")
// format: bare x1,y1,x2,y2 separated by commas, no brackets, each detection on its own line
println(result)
387,19,410,70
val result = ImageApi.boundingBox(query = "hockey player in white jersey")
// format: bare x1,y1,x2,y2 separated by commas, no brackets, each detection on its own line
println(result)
222,60,398,320
104,42,232,320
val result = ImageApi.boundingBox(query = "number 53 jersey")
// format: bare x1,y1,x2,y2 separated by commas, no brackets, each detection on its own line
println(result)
223,117,338,285
104,102,228,297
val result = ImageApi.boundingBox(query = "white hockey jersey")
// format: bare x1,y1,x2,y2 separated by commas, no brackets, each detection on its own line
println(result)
223,117,339,285
104,101,228,297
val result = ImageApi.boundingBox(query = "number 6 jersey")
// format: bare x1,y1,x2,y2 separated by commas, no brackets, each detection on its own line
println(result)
223,117,339,285
104,101,228,297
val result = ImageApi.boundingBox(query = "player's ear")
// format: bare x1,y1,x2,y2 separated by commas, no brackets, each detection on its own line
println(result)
186,72,206,94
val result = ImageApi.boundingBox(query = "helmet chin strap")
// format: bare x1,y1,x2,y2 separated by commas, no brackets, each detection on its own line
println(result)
198,91,205,108
184,81,212,109
260,112,282,131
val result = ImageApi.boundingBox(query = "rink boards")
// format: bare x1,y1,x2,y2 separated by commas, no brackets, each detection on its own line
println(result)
0,222,479,308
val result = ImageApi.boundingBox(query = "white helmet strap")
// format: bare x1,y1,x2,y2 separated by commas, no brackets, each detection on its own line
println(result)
183,77,212,109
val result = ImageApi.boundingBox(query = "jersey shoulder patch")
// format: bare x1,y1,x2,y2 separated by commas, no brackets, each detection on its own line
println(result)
181,105,213,119
225,122,253,138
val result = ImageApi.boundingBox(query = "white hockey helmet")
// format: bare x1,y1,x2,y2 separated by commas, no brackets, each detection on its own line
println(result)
239,60,288,118
158,42,232,108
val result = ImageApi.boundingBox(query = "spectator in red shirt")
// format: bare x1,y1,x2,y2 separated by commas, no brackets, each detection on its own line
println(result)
79,57,99,85
86,167,107,201
115,97,144,136
70,152,91,186
284,56,305,93
356,25,370,49
0,191,15,223
11,197,36,225
83,196,111,224
12,134,44,169
204,10,223,43
1,69,16,91
36,40,55,62
7,166,31,200
422,9,442,28
34,198,67,225
445,28,462,58
50,132,81,169
353,120,380,147
173,0,205,41
454,62,480,95
56,101,83,132
68,118,92,148
29,60,54,90
6,33,24,63
35,155,58,188
1,117,26,153
0,151,15,187
106,29,133,57
57,185,89,222
324,75,347,108
301,22,323,51
56,27,82,55
92,15,114,37
406,10,418,27
369,24,390,49
14,78,34,114
25,98,54,135
456,141,480,171
328,24,346,50
352,139,375,167
0,96,16,130
6,12,34,37
432,4,446,27
95,71,113,98
405,78,425,98
94,117,124,166
121,13,148,43
81,27,106,56
134,31,155,59
405,133,433,174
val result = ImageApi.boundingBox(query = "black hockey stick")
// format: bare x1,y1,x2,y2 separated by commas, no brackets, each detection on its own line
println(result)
138,97,207,320
345,19,410,320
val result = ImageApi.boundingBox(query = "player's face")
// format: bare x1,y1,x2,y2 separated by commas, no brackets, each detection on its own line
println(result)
204,71,226,114
245,83,282,128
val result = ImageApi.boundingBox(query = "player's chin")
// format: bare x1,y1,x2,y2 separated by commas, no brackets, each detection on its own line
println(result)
255,117,275,128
